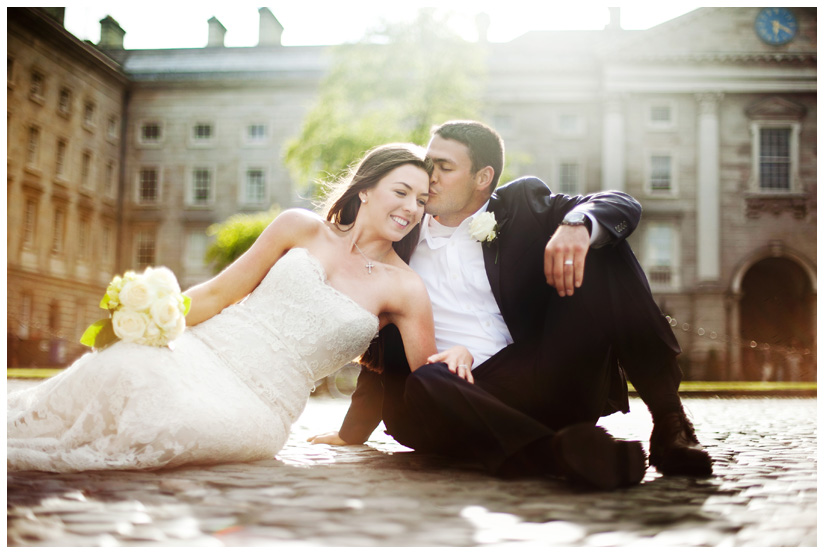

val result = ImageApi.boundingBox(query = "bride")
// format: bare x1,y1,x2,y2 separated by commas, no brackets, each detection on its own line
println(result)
8,143,473,473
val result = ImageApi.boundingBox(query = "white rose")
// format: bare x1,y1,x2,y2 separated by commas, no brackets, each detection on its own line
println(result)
469,212,498,243
112,310,150,343
145,267,180,296
118,279,156,311
150,296,183,332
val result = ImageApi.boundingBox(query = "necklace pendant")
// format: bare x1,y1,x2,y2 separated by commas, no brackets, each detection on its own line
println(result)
365,261,374,274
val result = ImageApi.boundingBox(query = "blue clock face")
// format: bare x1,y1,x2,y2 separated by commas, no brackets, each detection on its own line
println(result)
755,7,798,45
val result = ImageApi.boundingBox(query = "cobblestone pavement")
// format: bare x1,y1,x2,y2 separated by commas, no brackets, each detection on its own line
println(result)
7,379,817,547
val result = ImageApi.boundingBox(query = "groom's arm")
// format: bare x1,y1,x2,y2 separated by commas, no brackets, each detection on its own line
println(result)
338,368,384,444
497,177,642,296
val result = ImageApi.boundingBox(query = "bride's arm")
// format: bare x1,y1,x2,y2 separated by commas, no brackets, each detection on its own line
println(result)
387,273,438,372
185,209,319,326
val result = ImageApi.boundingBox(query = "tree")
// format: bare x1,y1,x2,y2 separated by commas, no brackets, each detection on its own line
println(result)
285,9,486,198
204,207,281,273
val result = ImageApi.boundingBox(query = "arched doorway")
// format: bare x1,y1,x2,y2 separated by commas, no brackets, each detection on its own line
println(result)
739,257,814,381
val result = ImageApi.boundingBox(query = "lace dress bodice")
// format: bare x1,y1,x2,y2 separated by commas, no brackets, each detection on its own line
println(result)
8,248,378,472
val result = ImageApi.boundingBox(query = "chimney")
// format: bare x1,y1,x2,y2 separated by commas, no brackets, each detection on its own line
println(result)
207,16,227,47
476,13,490,43
258,7,283,47
98,15,125,49
605,7,622,30
40,7,65,26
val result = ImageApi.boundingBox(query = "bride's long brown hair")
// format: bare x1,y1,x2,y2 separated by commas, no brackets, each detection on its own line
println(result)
323,143,433,372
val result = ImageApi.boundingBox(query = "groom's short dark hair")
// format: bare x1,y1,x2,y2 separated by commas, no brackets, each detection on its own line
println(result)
431,120,505,192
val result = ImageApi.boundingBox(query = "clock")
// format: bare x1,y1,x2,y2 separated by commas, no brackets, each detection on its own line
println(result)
755,7,798,45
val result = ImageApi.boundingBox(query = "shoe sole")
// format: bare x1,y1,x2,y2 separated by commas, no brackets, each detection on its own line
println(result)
650,450,713,477
553,424,646,490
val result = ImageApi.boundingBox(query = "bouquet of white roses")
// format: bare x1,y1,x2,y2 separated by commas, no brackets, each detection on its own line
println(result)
81,267,191,350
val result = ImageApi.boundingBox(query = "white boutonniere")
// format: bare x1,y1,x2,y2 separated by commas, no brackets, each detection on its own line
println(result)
469,212,498,243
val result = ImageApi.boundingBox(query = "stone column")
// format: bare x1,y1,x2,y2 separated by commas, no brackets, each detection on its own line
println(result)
695,93,723,282
601,95,625,192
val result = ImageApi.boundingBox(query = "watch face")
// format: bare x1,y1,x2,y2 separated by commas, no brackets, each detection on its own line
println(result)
563,212,586,225
755,7,798,45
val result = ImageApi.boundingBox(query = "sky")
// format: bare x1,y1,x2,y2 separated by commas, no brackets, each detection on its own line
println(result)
55,1,707,49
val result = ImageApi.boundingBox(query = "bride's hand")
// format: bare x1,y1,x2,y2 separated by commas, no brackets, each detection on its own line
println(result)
307,431,347,445
426,346,475,384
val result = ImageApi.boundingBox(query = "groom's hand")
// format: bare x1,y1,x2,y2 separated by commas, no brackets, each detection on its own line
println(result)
308,431,348,445
545,225,590,297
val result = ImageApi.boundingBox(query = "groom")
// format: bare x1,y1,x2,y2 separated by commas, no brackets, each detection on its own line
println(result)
313,120,712,489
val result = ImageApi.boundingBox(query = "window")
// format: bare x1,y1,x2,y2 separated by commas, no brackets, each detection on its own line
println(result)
18,294,32,339
23,199,37,249
651,106,671,124
649,154,672,192
52,207,66,254
105,161,116,197
247,124,267,142
645,222,678,288
135,231,156,266
245,168,266,204
29,70,44,99
557,113,583,136
746,98,805,196
81,151,92,189
139,168,159,203
107,116,118,139
83,101,96,127
55,139,68,178
647,100,676,129
140,122,162,144
192,123,213,142
191,168,212,205
101,223,113,264
58,88,72,115
558,162,580,195
26,126,40,167
186,231,208,269
758,128,791,191
78,217,91,260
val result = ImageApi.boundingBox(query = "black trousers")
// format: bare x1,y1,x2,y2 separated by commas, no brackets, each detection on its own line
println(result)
379,242,682,475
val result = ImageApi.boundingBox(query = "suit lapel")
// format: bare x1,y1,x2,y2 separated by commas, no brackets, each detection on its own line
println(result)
483,197,504,310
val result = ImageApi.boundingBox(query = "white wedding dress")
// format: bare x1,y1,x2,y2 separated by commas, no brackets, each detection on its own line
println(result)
8,248,378,472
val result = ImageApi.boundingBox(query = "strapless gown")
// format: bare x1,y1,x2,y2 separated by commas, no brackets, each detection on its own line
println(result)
7,248,378,472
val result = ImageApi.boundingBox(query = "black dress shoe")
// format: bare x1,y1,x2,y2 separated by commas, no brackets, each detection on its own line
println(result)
649,410,712,476
551,424,647,490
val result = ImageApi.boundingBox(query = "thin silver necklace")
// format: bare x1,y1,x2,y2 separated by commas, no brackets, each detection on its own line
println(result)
353,242,375,274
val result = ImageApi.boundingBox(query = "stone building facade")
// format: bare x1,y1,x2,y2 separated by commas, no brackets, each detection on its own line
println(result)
7,7,816,379
7,8,129,366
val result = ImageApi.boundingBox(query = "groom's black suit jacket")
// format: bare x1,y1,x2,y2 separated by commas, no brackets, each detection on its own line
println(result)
339,177,679,444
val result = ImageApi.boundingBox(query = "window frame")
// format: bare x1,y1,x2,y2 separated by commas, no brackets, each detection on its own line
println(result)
643,220,681,291
749,120,802,193
134,229,157,268
136,166,161,205
189,121,216,148
137,119,165,148
187,165,216,207
646,99,678,130
643,149,679,197
242,166,268,206
556,159,583,196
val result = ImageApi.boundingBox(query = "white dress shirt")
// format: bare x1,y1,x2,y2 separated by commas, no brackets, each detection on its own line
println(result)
410,203,605,368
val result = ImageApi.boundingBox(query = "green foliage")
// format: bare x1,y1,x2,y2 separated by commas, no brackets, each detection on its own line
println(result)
205,207,281,273
285,8,486,198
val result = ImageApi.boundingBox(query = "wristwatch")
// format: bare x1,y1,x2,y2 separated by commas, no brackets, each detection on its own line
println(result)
561,211,592,234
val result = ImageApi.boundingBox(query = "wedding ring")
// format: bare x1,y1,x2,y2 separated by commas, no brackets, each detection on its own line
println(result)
458,364,469,369
564,260,574,265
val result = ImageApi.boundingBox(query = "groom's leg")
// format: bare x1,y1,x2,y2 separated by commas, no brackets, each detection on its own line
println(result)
568,242,712,476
